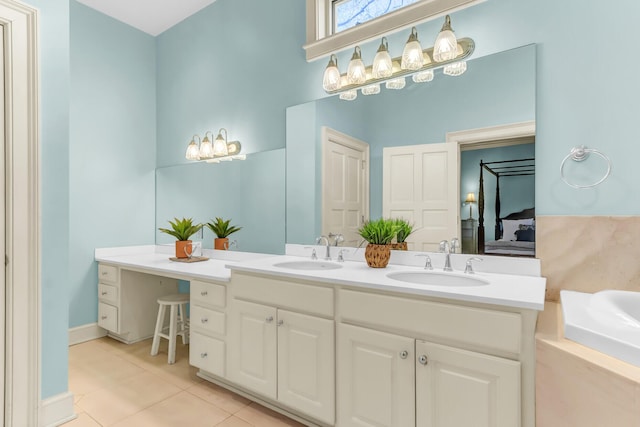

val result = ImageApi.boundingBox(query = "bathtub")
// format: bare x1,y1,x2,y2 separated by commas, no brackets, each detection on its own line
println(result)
561,289,640,367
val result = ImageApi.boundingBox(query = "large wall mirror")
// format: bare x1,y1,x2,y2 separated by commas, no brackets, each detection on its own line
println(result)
286,44,536,256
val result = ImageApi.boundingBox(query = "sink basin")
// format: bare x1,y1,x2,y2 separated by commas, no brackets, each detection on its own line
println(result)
273,260,343,271
386,271,489,287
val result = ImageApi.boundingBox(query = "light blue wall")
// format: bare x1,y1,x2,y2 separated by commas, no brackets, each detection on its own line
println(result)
460,144,535,242
69,2,157,329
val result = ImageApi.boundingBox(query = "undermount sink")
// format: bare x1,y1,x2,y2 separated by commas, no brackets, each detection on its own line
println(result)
273,260,343,271
386,271,489,287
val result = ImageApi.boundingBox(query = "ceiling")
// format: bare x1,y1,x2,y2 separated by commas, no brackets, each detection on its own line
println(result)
76,0,218,36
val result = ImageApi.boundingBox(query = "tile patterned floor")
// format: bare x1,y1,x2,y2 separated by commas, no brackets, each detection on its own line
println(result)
65,337,305,427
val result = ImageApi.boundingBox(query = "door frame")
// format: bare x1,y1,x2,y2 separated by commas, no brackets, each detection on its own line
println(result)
0,1,40,426
320,126,370,237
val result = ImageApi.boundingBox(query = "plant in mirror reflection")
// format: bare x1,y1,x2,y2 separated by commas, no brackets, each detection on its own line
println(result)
206,217,242,238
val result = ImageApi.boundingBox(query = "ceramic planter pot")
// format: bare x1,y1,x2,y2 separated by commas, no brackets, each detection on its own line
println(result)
214,237,229,250
364,243,391,268
175,240,192,259
391,242,408,251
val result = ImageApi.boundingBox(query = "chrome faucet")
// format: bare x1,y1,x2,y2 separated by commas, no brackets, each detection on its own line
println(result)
439,240,453,272
464,257,483,274
316,236,331,260
329,232,344,246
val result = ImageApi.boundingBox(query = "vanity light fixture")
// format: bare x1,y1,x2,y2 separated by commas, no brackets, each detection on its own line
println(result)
322,15,474,101
184,128,245,163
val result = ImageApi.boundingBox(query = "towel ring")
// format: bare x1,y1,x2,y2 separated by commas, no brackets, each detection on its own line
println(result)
560,145,611,189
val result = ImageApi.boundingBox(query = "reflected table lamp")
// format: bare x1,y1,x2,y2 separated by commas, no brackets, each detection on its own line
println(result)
465,192,476,219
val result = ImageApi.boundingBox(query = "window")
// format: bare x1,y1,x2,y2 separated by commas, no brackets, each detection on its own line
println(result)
304,0,482,61
333,0,419,34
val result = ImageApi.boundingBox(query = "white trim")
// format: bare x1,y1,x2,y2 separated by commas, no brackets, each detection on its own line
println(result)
446,121,536,147
0,1,40,426
39,392,76,427
305,0,484,61
69,323,108,346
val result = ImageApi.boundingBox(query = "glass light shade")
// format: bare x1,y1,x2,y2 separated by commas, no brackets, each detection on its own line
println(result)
443,61,467,76
185,139,200,160
401,27,423,70
361,84,380,95
372,37,393,79
465,192,476,203
198,135,214,159
339,90,357,101
347,46,366,85
412,69,434,83
433,15,458,62
213,131,229,157
385,77,406,90
322,54,341,92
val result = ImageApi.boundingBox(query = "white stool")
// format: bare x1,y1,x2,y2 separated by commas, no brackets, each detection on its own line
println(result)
150,293,189,364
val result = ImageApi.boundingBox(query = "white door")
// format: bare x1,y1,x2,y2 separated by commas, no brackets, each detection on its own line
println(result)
383,143,458,251
322,127,369,246
277,309,335,425
337,324,415,427
228,300,277,399
415,340,521,427
0,26,5,423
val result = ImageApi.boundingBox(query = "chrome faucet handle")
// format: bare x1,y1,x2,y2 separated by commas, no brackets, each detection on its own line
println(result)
464,257,483,274
415,254,433,270
304,246,318,260
450,238,460,254
439,240,450,253
333,233,345,246
337,249,349,262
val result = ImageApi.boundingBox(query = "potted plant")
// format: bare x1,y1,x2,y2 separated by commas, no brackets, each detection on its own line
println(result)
358,218,399,268
158,217,203,259
392,219,414,251
206,217,242,250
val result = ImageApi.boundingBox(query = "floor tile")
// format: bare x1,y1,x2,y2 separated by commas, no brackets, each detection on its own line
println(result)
235,403,305,427
60,412,101,427
215,416,253,427
187,381,251,414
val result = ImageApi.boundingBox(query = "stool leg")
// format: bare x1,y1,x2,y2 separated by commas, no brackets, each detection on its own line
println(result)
168,304,177,364
179,303,189,345
150,304,166,356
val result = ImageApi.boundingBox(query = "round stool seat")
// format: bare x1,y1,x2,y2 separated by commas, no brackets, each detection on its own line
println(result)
157,293,189,304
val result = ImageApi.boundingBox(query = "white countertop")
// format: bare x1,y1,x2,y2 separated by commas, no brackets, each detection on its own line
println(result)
95,245,546,310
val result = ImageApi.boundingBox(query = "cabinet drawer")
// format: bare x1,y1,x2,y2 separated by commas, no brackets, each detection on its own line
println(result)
232,273,333,317
339,289,522,355
98,283,118,305
191,305,226,336
98,264,119,284
191,280,226,308
190,332,225,377
98,302,118,333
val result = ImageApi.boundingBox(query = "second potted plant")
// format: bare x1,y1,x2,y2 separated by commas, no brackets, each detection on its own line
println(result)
358,218,399,268
158,217,203,259
392,218,414,251
206,217,242,250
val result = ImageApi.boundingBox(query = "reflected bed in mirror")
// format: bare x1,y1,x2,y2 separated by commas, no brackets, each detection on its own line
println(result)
156,148,286,255
286,44,536,255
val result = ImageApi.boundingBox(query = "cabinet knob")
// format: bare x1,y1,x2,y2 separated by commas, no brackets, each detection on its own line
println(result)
399,350,409,359
277,320,284,326
200,352,208,358
418,354,428,365
101,315,107,320
201,291,208,296
201,318,208,323
265,316,274,323
101,271,108,276
101,291,107,295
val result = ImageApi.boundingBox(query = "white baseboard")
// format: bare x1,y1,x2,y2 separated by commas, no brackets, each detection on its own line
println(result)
40,392,75,427
69,322,107,346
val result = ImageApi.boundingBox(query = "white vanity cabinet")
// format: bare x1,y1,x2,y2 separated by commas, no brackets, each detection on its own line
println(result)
189,280,228,378
97,263,178,343
227,272,335,425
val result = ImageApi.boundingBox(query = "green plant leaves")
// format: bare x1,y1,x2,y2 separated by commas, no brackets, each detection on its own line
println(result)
158,217,203,241
394,218,414,243
357,218,399,245
205,217,242,238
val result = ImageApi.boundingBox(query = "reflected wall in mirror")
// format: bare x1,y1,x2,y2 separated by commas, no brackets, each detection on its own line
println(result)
156,148,286,255
286,44,536,254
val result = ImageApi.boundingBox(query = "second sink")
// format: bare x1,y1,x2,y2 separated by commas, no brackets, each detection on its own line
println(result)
273,260,343,271
387,271,489,287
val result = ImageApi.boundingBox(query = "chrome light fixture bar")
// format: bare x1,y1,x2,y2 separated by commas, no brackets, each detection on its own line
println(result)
184,128,245,163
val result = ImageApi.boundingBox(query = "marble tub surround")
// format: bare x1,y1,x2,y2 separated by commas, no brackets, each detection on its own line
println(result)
536,216,640,301
535,302,640,426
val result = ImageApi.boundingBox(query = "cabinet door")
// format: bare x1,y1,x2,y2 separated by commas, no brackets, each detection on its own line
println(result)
337,324,415,427
277,310,334,425
228,299,277,399
416,340,521,427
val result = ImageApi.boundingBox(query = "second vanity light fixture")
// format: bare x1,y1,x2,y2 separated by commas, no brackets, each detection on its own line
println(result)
185,128,245,163
322,15,475,101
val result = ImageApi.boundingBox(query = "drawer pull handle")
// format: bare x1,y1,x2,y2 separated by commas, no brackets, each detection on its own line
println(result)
101,272,108,276
277,320,284,326
200,352,208,358
265,316,274,323
101,291,108,296
418,354,428,365
399,350,409,359
101,316,108,320
201,291,208,296
201,318,208,323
